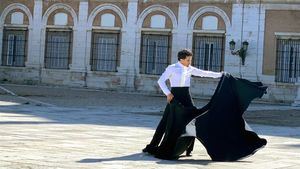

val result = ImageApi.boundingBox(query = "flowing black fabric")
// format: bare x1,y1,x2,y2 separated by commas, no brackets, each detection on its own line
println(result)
154,100,199,160
154,73,268,161
144,87,195,156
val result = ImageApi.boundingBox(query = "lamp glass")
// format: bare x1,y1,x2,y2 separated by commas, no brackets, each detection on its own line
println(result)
242,41,249,51
229,40,236,50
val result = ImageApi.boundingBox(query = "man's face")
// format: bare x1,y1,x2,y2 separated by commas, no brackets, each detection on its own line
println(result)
180,56,192,67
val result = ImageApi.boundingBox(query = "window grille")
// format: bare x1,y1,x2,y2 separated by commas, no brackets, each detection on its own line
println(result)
2,29,27,67
91,32,119,72
45,30,72,69
275,39,300,83
140,34,170,75
193,35,224,72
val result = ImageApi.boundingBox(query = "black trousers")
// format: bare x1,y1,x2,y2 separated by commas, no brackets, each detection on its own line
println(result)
148,87,195,153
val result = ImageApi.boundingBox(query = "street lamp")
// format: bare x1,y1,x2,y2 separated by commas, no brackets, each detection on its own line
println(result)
229,39,249,65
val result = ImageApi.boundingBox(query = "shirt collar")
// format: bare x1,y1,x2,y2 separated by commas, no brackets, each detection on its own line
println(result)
177,61,189,69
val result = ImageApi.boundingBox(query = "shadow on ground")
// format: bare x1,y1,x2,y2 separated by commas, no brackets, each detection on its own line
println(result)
1,85,300,140
77,153,212,165
77,153,253,165
244,110,300,127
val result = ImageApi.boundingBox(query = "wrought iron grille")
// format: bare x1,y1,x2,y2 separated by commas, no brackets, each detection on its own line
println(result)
275,39,300,83
192,35,224,72
140,34,170,75
91,32,119,72
45,30,72,69
2,29,27,67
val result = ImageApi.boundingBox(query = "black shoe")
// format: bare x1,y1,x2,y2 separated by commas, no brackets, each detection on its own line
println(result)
142,145,157,155
142,147,147,153
186,151,192,157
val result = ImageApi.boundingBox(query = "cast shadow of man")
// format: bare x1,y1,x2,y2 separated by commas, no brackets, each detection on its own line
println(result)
77,153,250,165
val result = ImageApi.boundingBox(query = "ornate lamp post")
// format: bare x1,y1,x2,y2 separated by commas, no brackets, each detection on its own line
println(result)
229,40,249,65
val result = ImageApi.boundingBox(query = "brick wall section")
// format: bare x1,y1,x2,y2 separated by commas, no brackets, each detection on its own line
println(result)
194,12,226,30
1,0,34,15
138,0,178,21
189,2,232,23
142,11,173,29
43,0,80,16
4,9,30,25
92,9,122,27
46,9,74,26
88,0,128,18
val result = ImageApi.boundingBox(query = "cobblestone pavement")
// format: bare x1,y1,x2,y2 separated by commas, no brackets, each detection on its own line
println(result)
0,84,300,169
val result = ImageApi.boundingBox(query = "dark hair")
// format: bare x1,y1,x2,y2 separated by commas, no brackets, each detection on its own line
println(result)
177,49,193,61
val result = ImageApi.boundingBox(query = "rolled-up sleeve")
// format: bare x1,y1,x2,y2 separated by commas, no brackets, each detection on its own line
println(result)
157,66,172,96
191,67,222,78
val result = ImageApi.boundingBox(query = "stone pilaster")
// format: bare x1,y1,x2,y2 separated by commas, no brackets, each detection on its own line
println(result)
117,0,138,75
70,0,89,72
26,0,43,68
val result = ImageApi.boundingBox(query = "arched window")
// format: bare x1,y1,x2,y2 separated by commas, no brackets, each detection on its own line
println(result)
202,16,218,30
150,15,166,28
11,12,24,25
101,13,115,27
138,5,176,75
91,13,119,72
192,15,224,72
54,13,68,26
140,14,170,75
45,13,72,69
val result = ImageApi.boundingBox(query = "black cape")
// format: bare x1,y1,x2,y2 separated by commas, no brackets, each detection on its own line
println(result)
154,73,268,161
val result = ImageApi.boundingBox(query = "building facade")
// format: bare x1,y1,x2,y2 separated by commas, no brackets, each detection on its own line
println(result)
0,0,300,103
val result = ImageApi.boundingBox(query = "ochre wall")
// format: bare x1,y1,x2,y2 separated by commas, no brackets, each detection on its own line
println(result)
263,10,300,75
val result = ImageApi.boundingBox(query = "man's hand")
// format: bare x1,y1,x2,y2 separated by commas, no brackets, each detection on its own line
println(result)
167,93,174,103
221,71,230,77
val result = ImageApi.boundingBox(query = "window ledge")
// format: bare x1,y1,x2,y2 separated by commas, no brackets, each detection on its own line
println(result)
3,25,28,30
0,66,26,69
193,29,225,34
92,26,121,31
46,25,73,30
275,32,300,39
141,28,171,32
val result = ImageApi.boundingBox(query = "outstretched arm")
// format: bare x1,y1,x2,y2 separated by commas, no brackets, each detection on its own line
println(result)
191,67,222,78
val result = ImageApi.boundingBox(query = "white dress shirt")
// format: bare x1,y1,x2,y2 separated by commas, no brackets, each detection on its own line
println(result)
157,62,222,96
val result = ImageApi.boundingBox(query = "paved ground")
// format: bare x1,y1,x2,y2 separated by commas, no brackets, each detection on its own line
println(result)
0,84,300,169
